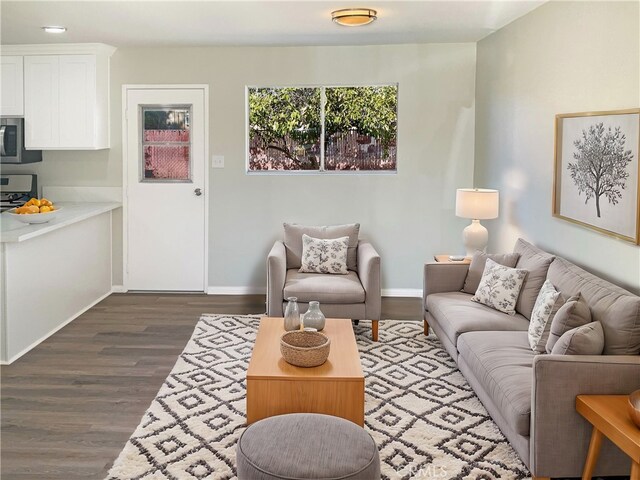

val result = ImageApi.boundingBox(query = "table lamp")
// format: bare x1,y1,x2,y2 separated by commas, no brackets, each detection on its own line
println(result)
455,188,499,256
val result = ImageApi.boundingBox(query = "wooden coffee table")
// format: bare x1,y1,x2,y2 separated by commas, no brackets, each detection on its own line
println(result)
246,317,365,426
576,395,640,480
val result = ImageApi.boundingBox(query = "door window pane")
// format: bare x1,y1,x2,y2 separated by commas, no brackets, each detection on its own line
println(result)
141,106,191,182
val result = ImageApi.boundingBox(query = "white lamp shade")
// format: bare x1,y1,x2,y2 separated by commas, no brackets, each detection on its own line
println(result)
456,188,499,220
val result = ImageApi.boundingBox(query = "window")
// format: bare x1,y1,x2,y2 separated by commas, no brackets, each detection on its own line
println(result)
140,106,192,182
247,85,397,173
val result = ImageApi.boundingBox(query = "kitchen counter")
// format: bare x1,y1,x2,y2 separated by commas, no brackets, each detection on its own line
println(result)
0,202,121,243
1,201,120,363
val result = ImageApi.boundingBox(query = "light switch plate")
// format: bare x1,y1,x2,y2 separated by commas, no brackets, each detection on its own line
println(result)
212,155,225,168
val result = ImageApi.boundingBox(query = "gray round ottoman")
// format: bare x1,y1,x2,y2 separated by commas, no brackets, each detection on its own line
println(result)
237,413,380,480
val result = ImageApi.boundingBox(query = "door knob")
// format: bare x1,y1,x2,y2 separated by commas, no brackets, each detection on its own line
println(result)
194,188,202,196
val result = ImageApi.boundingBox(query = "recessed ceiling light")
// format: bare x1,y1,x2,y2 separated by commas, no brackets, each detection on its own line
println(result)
42,26,67,34
331,8,377,27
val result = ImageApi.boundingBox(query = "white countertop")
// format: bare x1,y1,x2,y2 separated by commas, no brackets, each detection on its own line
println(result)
0,202,121,243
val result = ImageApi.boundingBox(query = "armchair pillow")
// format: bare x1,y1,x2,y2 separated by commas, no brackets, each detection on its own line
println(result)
299,235,349,274
463,252,520,294
545,294,592,353
551,321,604,355
513,239,555,319
528,279,564,353
471,258,528,315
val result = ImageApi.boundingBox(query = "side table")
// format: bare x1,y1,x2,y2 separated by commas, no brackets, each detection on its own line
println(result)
576,395,640,480
433,254,471,264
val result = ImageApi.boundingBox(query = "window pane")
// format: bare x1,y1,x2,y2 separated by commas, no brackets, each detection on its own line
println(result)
141,106,191,182
324,86,397,171
143,146,190,180
248,87,321,171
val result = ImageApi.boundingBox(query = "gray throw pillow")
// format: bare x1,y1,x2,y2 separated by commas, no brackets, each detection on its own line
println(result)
513,240,555,320
551,321,604,355
463,252,520,294
545,294,592,353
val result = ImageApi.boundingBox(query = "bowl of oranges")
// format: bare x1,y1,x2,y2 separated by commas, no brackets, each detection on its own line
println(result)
7,198,61,224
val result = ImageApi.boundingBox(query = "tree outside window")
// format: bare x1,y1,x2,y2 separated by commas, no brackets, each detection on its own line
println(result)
248,85,397,172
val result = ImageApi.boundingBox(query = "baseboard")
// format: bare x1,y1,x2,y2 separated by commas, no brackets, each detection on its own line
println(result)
381,288,422,298
205,286,421,298
206,286,267,295
1,290,112,365
111,285,127,293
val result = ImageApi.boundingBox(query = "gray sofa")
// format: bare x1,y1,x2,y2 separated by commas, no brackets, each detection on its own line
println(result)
422,238,640,479
267,223,381,340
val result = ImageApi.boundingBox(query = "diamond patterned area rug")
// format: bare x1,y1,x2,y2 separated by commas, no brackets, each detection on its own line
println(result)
107,315,530,480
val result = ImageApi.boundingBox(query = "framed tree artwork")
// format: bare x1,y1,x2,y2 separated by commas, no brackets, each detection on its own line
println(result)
553,109,640,244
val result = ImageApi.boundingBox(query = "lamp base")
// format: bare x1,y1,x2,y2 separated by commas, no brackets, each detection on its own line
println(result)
462,219,488,257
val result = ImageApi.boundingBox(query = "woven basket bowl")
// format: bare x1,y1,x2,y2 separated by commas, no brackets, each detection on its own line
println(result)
280,330,331,368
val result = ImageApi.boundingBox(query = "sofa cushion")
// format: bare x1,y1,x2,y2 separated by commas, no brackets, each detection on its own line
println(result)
283,269,365,304
551,321,605,356
545,294,592,353
514,239,555,320
426,292,530,348
457,331,534,436
547,256,640,355
284,223,359,271
463,252,520,294
471,259,528,315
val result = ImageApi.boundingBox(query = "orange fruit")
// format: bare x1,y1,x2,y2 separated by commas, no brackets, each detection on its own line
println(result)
40,198,52,206
26,205,39,214
39,206,51,213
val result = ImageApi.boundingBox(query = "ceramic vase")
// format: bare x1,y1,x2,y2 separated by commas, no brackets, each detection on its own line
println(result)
284,297,301,331
303,301,326,331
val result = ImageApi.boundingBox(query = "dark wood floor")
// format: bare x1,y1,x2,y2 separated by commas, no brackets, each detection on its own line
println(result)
0,293,421,480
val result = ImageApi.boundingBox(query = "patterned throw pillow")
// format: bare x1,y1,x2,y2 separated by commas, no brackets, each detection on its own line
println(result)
299,234,349,275
471,258,528,315
528,280,563,353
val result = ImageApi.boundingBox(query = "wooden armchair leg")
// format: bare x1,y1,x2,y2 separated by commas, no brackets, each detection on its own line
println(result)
372,320,379,342
424,319,429,336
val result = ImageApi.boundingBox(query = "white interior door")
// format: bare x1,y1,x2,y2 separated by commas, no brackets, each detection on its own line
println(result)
125,87,206,291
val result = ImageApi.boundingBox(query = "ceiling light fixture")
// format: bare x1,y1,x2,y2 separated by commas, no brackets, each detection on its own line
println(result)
42,26,67,34
331,8,377,27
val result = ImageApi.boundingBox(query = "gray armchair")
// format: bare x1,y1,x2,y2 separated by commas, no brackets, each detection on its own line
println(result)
267,223,381,341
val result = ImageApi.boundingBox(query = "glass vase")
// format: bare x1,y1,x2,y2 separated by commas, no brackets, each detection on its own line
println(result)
302,301,326,331
284,297,301,331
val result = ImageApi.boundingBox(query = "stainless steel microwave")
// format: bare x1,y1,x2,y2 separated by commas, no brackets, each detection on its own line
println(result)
0,118,42,164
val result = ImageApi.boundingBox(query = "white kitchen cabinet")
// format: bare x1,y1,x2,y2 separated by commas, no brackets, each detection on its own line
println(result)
0,56,24,116
24,53,110,150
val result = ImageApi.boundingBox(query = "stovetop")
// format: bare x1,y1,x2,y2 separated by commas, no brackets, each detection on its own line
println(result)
0,174,38,213
1,193,30,212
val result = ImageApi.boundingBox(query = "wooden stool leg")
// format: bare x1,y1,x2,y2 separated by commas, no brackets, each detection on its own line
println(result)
631,460,640,480
423,319,429,335
372,320,379,342
582,427,603,480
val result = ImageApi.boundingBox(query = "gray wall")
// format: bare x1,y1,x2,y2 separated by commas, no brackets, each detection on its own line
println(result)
475,1,640,293
6,43,478,292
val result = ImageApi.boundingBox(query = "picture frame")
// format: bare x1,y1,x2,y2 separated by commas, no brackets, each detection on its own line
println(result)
553,108,640,244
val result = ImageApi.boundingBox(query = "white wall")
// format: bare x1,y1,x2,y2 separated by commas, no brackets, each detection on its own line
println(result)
6,43,477,293
475,1,640,293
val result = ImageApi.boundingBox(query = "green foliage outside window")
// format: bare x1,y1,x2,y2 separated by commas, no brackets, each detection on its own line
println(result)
248,85,397,171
